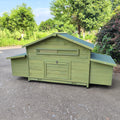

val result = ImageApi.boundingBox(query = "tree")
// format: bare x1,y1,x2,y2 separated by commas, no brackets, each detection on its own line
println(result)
39,18,76,34
0,12,11,30
95,9,120,63
54,20,76,34
10,3,36,32
0,3,36,33
50,0,112,37
39,19,55,31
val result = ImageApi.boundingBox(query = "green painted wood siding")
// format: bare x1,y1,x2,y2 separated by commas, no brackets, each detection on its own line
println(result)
90,62,113,86
27,36,91,86
11,58,28,77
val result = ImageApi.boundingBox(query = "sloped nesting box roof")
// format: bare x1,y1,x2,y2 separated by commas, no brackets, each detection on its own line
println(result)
91,53,116,66
7,53,26,59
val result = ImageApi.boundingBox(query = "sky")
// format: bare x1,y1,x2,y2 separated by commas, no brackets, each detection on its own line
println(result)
0,0,53,25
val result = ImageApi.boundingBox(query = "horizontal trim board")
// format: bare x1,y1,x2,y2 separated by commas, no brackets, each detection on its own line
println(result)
36,48,79,56
29,57,89,62
13,73,28,77
28,77,87,86
90,81,112,86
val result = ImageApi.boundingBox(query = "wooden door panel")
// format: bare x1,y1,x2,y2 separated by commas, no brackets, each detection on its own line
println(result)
45,61,70,80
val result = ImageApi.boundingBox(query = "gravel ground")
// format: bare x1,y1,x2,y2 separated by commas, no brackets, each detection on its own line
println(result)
0,47,120,120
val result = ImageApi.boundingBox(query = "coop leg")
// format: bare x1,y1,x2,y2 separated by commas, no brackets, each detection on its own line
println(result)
86,83,89,88
28,77,31,82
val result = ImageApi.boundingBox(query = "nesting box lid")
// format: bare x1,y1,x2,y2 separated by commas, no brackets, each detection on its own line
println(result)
91,52,116,66
7,53,26,59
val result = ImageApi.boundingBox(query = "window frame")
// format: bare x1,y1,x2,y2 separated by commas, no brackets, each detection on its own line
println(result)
36,48,80,56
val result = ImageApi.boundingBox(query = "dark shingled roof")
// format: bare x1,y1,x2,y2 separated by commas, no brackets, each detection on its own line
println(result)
58,33,94,49
91,52,116,66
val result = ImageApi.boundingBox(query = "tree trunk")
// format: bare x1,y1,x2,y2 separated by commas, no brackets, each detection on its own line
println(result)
78,24,81,38
83,28,85,39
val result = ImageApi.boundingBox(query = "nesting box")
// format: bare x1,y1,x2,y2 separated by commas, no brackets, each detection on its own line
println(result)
7,33,116,88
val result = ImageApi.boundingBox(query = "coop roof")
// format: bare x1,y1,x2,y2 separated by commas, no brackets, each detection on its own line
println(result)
23,33,94,50
7,53,26,59
91,52,116,66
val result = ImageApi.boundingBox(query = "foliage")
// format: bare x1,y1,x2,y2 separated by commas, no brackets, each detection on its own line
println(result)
0,12,11,30
0,2,105,49
112,5,120,15
111,0,120,10
0,3,36,32
39,18,76,34
95,11,120,63
39,19,55,31
0,29,57,46
10,3,36,32
50,0,112,37
54,20,76,34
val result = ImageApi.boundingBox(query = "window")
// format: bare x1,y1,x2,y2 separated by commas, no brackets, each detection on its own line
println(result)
36,48,79,56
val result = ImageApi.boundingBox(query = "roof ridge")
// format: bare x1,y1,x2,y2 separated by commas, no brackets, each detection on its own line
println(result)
23,33,94,49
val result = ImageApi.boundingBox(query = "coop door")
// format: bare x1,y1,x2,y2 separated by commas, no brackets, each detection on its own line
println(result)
45,61,70,80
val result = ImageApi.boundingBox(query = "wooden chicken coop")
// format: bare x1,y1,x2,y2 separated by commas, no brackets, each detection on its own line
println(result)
7,33,116,88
